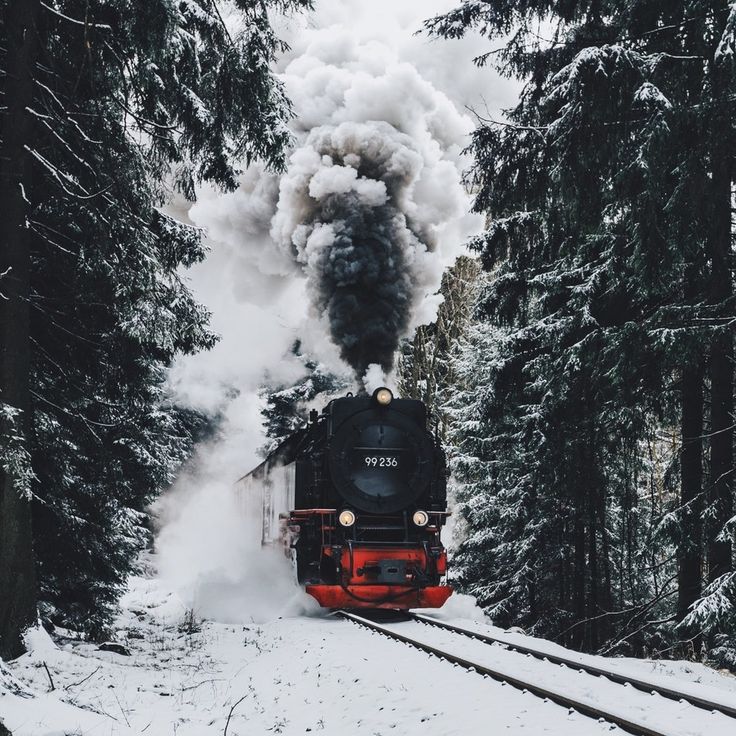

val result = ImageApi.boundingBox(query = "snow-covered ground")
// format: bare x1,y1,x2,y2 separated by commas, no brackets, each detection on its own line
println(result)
1,575,735,736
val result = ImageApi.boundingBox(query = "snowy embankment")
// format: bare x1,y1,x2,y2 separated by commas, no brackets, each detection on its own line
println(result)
1,575,735,736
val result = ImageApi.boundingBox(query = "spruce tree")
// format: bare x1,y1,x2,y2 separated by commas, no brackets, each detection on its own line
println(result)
260,343,348,454
0,0,42,660
430,2,735,654
397,255,481,438
1,0,310,647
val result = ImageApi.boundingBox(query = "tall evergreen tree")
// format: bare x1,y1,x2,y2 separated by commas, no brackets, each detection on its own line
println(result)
1,0,310,651
260,342,348,454
397,255,480,438
0,0,42,661
430,1,735,654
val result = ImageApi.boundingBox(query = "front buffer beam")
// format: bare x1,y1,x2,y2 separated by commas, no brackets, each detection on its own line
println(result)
306,584,453,610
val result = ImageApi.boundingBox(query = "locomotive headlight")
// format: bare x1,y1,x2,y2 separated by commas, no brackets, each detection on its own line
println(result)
338,509,356,527
374,387,393,406
412,510,429,527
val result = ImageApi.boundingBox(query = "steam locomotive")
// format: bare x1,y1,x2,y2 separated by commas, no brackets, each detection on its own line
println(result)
238,387,452,609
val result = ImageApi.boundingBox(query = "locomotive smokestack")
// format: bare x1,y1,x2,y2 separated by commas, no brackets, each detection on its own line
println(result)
271,121,436,380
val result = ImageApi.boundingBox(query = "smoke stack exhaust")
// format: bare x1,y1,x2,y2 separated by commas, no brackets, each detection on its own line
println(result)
272,121,433,379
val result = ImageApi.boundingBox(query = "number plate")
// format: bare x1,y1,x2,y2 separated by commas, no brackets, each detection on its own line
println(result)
360,453,400,469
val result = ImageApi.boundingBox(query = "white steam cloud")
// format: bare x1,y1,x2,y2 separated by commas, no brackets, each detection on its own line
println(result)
274,24,484,370
271,122,444,375
155,0,518,623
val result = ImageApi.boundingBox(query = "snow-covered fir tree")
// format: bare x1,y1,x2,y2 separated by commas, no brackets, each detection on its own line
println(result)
260,343,348,454
430,1,736,659
1,0,310,648
446,279,679,650
397,256,480,440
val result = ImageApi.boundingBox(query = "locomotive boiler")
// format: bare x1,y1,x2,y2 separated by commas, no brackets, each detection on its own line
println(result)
239,387,452,609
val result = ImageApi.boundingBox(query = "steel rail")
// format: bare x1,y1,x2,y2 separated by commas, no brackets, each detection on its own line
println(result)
410,613,736,721
337,610,673,736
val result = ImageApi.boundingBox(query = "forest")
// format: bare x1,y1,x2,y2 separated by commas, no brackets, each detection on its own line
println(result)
2,0,736,681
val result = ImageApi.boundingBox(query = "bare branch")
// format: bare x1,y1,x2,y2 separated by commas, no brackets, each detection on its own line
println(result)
64,666,101,690
40,2,111,30
42,662,55,691
223,694,249,736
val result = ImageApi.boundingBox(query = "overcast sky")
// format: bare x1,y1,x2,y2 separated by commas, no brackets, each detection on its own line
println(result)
278,0,520,117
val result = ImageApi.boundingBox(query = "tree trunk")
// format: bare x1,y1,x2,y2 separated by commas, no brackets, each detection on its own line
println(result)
678,363,704,620
597,478,613,628
588,493,599,649
572,462,586,649
706,61,734,585
0,0,40,660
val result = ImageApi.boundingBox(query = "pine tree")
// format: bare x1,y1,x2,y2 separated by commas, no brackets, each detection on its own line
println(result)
0,0,42,661
260,342,348,454
1,0,310,647
429,2,735,654
397,255,480,438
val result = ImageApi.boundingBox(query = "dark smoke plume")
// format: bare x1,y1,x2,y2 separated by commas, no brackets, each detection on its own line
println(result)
311,193,414,374
272,121,433,379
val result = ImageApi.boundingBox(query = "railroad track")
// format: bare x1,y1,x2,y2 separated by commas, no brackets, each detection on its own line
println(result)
337,610,736,736
410,613,736,721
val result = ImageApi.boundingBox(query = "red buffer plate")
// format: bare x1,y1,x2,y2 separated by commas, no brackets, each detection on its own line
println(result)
306,584,453,610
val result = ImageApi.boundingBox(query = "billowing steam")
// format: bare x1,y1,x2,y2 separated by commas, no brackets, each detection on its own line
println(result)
268,32,486,380
271,122,432,375
176,10,490,389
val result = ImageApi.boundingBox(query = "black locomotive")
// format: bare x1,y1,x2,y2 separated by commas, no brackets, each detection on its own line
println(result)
241,387,452,609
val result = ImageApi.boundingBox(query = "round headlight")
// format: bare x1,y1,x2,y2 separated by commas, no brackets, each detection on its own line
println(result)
374,387,393,406
338,509,356,527
412,510,429,527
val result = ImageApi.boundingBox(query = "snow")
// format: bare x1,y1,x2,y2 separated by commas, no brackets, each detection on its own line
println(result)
2,574,736,736
715,3,736,64
373,618,736,736
634,82,672,110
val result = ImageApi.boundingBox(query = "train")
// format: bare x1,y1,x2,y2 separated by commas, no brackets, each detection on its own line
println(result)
238,387,452,609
